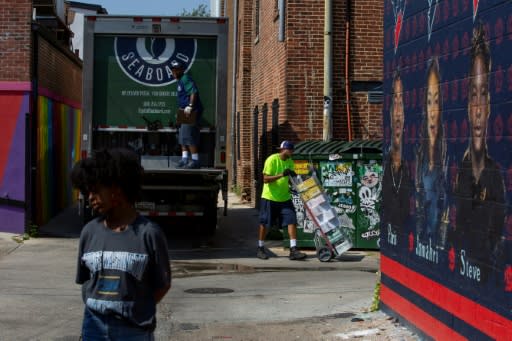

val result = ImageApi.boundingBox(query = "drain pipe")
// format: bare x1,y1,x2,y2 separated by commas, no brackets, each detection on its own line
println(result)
278,0,285,41
217,0,222,16
230,0,239,185
345,0,353,141
210,0,221,16
323,0,333,141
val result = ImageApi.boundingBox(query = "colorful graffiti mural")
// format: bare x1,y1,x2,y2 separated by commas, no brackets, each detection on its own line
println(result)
0,88,29,234
355,161,382,247
320,161,357,241
382,0,512,338
0,85,81,233
36,95,81,226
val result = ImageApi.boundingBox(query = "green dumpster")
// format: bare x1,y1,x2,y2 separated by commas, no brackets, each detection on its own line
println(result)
283,140,383,249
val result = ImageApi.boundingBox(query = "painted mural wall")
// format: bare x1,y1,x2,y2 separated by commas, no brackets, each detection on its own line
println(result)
0,87,81,233
0,86,30,234
381,0,512,339
35,94,81,226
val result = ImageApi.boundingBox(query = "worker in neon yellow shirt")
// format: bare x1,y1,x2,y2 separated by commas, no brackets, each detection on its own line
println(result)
257,141,307,260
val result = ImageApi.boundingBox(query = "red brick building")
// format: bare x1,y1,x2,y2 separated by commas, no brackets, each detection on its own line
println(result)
230,0,384,203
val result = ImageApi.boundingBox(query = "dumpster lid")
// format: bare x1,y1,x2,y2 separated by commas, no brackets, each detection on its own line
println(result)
293,139,382,160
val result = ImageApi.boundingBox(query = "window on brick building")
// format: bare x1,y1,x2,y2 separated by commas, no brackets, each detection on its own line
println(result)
351,81,383,104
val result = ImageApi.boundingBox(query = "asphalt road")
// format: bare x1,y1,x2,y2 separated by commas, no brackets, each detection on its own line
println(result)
0,192,419,340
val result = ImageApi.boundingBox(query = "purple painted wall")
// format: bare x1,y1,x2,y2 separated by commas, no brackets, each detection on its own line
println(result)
0,88,29,234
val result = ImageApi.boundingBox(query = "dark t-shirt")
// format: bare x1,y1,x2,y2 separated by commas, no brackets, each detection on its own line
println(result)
453,154,506,280
382,158,410,238
76,215,171,330
177,74,203,114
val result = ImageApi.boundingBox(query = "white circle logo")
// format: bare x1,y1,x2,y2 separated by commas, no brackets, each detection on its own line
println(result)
115,37,197,87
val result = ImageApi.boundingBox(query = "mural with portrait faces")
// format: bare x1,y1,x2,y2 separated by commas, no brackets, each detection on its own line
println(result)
381,0,512,339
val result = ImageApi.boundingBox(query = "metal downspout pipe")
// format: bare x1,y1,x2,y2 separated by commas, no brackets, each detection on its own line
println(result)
278,0,285,42
210,0,222,16
345,0,353,141
230,0,239,185
323,0,333,141
217,0,222,16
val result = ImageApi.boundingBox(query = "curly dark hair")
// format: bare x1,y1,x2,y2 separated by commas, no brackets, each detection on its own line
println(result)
470,22,491,84
71,148,144,203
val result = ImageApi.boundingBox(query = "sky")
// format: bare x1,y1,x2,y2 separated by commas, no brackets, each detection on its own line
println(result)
76,0,211,16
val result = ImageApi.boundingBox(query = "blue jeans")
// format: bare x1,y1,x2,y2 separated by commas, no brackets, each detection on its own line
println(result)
81,307,154,341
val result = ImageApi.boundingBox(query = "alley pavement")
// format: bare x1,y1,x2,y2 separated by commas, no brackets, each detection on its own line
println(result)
0,192,419,340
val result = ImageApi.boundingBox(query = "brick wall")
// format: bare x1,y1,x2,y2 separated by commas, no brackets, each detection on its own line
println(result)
234,0,384,201
348,0,383,139
285,0,325,141
349,93,383,139
249,0,287,202
0,0,31,81
234,0,255,199
37,32,82,104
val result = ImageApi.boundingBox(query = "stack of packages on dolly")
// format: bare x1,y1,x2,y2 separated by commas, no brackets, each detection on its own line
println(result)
290,167,353,261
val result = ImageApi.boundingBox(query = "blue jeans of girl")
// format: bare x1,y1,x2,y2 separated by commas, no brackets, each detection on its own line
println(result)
81,307,154,341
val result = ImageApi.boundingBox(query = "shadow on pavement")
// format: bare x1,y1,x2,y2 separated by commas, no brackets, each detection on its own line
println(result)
38,205,83,238
35,203,262,261
35,202,371,268
165,205,263,260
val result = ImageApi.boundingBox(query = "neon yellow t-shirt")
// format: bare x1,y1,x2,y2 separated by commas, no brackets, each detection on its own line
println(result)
261,153,295,202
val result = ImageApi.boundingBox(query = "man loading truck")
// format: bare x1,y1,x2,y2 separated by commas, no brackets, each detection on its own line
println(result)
80,15,229,235
171,60,204,169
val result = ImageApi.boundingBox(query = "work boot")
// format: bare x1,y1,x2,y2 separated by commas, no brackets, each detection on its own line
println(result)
289,247,307,260
185,159,200,169
256,247,269,260
177,158,188,168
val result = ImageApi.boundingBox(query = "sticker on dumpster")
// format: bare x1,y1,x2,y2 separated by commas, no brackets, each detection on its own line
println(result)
320,162,353,187
292,193,315,233
356,162,382,238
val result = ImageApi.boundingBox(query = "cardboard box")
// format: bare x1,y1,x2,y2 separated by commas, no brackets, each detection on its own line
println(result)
176,108,197,125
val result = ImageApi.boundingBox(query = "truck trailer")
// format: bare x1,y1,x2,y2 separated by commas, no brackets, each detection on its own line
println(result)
79,15,229,235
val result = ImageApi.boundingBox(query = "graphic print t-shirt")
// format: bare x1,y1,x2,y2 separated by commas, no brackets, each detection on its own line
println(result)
76,216,171,330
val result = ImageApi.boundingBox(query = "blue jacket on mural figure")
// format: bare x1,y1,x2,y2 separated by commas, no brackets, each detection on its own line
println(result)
382,69,410,247
415,57,449,250
171,60,204,169
452,24,506,284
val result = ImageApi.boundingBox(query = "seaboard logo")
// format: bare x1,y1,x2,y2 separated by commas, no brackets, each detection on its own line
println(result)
115,37,197,87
